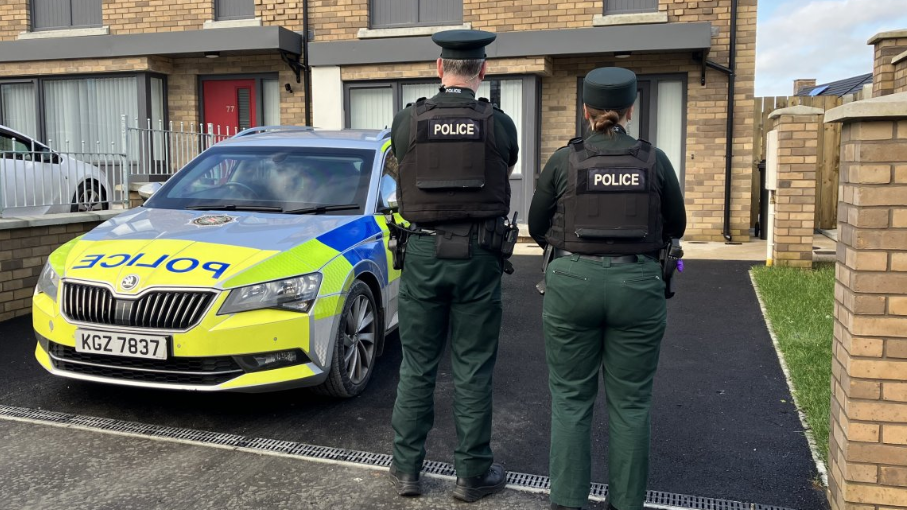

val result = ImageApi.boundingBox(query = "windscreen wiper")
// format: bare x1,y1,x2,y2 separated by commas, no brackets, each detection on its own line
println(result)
283,204,360,215
185,204,283,212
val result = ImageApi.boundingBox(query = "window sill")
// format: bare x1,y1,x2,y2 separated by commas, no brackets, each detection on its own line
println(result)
357,23,471,39
18,26,109,40
203,18,263,29
592,12,667,26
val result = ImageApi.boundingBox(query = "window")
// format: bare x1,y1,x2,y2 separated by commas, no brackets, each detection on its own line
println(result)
1,83,38,139
604,0,658,15
370,0,462,29
215,0,255,21
44,76,139,152
347,78,524,176
32,0,102,31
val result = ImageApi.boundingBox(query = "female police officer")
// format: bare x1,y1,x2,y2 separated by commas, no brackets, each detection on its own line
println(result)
527,67,686,510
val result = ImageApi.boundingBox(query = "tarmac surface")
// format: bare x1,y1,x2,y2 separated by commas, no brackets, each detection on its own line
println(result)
0,252,828,510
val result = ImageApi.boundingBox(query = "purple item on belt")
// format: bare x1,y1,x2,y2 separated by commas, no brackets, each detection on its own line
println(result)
677,260,684,273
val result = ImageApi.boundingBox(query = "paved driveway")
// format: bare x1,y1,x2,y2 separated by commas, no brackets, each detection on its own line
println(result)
0,254,828,509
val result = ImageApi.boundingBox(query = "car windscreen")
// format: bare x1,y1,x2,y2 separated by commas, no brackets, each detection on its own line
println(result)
145,146,375,214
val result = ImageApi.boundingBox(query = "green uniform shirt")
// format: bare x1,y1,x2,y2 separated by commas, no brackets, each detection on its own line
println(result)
390,87,520,168
528,130,687,247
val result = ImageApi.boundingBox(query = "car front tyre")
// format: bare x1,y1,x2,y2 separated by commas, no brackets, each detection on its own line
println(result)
312,280,383,398
71,180,109,213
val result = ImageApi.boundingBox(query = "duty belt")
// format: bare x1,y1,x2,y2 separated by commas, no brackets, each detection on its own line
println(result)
554,248,655,264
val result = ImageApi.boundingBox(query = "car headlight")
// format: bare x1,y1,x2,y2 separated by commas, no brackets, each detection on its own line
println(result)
35,262,60,301
219,273,322,314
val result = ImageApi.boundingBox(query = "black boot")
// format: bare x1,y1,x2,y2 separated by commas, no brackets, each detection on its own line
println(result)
452,463,507,502
550,503,584,510
388,465,421,497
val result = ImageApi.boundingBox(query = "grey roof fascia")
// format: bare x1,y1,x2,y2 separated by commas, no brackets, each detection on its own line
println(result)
0,26,302,63
308,22,713,67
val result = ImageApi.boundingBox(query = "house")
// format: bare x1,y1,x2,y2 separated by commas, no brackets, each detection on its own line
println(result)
0,0,758,241
793,73,873,97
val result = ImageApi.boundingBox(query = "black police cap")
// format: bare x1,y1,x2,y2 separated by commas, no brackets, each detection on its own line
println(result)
583,67,638,111
431,29,496,60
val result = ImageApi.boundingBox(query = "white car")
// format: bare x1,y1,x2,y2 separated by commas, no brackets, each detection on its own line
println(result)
0,125,110,217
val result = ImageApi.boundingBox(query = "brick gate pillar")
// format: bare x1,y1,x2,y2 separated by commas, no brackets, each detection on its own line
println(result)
869,30,907,98
768,106,824,268
825,92,907,510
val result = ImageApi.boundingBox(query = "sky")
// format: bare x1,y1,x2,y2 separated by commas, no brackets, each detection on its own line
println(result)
755,0,907,97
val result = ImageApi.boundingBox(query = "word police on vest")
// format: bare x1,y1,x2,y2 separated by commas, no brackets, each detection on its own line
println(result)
586,168,647,192
427,118,482,140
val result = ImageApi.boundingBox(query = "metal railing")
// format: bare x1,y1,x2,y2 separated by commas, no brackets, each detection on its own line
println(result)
124,116,237,177
0,147,128,217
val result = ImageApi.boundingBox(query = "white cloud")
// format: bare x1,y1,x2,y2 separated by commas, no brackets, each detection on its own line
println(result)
755,0,907,96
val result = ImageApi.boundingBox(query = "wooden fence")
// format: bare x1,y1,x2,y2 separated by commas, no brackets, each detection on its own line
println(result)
752,95,843,231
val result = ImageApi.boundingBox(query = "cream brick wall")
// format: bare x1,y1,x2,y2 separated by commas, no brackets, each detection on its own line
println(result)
872,35,907,98
0,0,29,41
829,118,907,510
0,57,167,76
166,54,307,128
0,221,101,322
770,112,822,268
895,59,907,94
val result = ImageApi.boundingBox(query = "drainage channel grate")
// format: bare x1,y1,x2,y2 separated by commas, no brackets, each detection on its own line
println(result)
0,404,796,510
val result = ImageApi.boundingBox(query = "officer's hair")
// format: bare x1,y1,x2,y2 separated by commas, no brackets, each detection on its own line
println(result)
442,58,485,80
586,106,630,136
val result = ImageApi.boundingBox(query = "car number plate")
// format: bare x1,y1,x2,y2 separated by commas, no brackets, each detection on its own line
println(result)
75,329,168,360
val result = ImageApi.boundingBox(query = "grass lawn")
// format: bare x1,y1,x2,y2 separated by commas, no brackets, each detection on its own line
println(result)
751,262,835,467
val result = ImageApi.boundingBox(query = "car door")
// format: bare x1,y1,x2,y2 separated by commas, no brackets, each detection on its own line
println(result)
374,147,402,330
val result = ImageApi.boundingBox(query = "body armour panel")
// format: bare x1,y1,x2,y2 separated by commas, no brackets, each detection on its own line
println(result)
398,98,510,223
546,137,664,255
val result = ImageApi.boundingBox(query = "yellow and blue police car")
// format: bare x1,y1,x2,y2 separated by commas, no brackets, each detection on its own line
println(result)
32,127,403,397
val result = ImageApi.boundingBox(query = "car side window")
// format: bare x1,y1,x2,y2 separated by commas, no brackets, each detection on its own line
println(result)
377,149,398,212
0,133,29,158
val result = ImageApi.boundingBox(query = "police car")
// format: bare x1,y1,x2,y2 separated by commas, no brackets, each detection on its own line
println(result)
32,127,402,397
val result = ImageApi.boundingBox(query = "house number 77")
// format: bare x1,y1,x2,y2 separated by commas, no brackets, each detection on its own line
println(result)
226,105,235,112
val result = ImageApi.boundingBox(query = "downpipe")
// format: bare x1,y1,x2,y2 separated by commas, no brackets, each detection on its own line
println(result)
765,190,775,266
303,0,312,126
721,0,739,242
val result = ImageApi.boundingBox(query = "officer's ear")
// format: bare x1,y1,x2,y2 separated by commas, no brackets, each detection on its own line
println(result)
436,58,444,80
582,104,591,121
478,60,488,81
626,105,634,122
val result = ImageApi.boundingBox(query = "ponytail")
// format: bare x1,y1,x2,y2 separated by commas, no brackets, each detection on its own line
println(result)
586,105,629,136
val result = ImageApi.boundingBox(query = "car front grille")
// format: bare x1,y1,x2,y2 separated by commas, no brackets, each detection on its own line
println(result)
62,282,216,331
48,342,244,386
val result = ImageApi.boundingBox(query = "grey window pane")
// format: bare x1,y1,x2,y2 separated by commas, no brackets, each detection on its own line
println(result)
371,0,460,28
71,0,101,26
604,0,658,14
32,0,71,30
216,0,255,20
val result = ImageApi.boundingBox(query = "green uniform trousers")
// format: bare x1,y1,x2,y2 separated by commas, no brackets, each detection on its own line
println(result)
391,233,503,478
543,254,667,510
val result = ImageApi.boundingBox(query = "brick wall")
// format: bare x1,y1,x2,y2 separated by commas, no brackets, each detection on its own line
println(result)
166,54,307,129
870,31,907,98
0,0,29,41
0,218,102,323
827,113,907,510
769,108,822,267
104,0,211,34
0,57,165,77
895,55,907,94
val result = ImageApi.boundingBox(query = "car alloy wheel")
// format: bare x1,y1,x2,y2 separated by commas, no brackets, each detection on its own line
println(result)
71,180,108,212
342,293,376,386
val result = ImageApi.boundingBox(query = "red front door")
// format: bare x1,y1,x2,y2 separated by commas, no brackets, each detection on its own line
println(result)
203,79,257,136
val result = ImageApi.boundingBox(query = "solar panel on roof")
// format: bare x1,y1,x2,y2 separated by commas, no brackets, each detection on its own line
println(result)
809,85,829,96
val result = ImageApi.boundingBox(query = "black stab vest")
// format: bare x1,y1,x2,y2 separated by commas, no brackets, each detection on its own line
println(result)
545,137,664,255
398,97,510,223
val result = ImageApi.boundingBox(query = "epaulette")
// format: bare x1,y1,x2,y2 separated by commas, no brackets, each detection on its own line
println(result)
478,97,503,111
405,96,428,108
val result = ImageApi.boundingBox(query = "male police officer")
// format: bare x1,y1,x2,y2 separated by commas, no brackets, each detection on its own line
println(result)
387,29,519,503
528,68,686,510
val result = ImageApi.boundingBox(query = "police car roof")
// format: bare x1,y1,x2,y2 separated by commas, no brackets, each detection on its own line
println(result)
217,127,390,150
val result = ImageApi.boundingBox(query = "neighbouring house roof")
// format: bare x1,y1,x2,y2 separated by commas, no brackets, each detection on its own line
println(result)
796,73,873,97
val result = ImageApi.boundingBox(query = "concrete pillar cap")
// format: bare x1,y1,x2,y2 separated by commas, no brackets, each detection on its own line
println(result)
825,91,907,123
867,29,907,45
893,49,907,65
768,105,825,119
